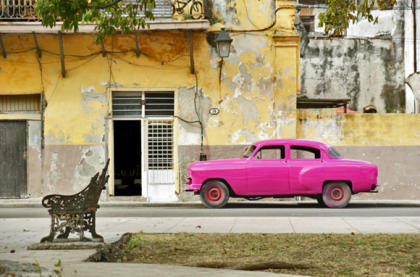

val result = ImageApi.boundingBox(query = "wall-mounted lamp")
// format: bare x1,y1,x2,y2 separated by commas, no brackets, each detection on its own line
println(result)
216,27,232,58
216,27,232,103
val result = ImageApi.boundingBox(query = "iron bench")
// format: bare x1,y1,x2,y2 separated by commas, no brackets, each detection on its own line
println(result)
40,159,110,243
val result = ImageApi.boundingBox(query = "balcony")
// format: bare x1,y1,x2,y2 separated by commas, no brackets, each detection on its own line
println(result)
0,0,175,21
0,0,37,20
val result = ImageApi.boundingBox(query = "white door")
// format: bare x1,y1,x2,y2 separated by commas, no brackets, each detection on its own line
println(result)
144,118,176,202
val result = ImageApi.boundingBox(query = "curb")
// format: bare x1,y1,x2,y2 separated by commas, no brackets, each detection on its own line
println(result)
1,199,420,208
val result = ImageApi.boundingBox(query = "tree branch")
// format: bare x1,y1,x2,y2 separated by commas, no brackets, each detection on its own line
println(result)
88,0,124,10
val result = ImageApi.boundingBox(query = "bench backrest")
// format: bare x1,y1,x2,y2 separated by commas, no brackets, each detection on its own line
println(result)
84,159,110,211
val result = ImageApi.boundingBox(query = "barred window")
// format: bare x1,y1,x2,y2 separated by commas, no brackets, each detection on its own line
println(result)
0,94,40,113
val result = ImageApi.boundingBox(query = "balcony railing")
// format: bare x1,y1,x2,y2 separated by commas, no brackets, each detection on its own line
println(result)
0,0,172,20
128,0,173,19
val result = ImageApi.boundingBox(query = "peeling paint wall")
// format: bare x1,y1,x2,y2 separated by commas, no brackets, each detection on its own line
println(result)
298,110,420,199
0,0,300,198
27,121,42,197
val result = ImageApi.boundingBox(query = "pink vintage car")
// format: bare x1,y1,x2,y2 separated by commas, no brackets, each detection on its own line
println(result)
185,139,378,208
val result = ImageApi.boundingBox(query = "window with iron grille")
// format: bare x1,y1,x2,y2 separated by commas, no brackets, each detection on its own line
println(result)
0,94,40,113
147,119,173,170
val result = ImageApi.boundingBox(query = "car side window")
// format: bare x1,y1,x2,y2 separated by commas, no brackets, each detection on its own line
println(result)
290,146,321,159
253,146,285,160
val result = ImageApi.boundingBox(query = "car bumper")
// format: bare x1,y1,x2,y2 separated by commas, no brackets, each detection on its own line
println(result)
185,181,201,192
367,184,379,193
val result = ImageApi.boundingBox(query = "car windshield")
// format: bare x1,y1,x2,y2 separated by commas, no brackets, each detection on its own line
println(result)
328,147,341,158
241,145,256,158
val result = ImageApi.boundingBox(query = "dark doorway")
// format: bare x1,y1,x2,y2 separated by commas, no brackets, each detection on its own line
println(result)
113,121,142,196
0,121,27,198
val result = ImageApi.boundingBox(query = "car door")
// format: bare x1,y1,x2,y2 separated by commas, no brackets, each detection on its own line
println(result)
287,145,324,194
245,145,289,195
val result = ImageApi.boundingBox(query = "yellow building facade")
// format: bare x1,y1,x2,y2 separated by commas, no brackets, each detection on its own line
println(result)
0,0,300,201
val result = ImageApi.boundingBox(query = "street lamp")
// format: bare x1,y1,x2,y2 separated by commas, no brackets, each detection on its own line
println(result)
215,27,232,58
215,27,232,104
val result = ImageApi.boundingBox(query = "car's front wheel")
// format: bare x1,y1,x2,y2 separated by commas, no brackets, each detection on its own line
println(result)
200,180,229,208
322,182,351,208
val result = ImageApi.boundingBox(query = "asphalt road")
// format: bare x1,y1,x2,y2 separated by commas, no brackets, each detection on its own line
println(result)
1,202,420,218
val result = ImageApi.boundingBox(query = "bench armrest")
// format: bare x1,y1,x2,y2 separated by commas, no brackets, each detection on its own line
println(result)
42,191,88,212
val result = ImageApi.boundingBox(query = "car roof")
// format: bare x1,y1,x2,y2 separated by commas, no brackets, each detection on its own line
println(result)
253,139,330,151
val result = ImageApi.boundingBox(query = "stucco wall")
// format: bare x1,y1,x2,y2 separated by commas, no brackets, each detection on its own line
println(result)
299,1,405,113
27,121,42,197
297,109,420,199
0,0,300,199
300,37,405,113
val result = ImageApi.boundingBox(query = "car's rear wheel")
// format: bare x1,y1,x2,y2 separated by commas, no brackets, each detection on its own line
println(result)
322,182,351,208
200,180,229,208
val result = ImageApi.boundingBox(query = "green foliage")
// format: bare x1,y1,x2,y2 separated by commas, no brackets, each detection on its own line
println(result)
35,0,156,42
32,261,42,276
126,233,144,249
31,259,63,277
318,0,396,36
53,259,63,276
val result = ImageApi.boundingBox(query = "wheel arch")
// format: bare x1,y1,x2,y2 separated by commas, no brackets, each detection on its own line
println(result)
322,180,353,194
202,178,237,197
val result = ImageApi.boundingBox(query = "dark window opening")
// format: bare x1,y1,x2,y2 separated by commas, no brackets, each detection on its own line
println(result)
113,120,142,196
301,16,315,33
291,145,321,159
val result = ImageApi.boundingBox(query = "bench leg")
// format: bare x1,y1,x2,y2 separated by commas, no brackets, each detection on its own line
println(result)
57,227,71,239
86,212,104,242
40,214,57,243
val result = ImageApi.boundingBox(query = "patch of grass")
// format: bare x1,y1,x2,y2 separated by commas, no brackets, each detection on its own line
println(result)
114,233,420,276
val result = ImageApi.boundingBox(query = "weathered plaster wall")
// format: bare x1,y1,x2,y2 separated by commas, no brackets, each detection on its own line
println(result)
196,0,299,146
27,121,42,197
42,145,106,195
300,38,405,113
0,1,300,198
298,109,420,146
300,1,405,113
297,109,420,199
178,0,300,198
404,0,419,113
